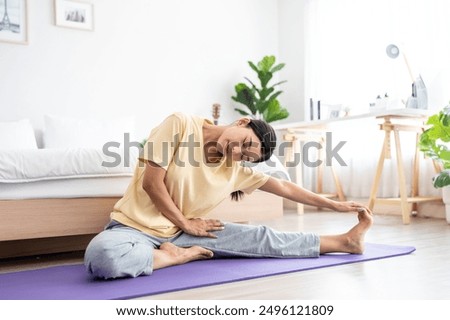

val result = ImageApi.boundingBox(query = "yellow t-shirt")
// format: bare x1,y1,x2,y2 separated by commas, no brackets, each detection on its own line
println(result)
110,113,270,238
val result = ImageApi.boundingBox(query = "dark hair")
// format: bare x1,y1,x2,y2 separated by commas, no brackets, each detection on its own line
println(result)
230,119,277,201
247,119,277,163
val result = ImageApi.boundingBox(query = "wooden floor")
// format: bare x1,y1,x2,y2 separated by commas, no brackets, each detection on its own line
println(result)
1,210,450,299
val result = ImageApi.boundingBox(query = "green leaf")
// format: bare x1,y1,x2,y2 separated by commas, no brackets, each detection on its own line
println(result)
426,114,439,126
231,83,257,115
270,63,285,73
439,149,450,163
234,108,252,117
441,112,450,126
248,61,259,74
267,108,290,122
262,99,290,123
262,99,277,122
258,56,275,73
267,90,283,102
433,171,450,188
139,138,147,149
256,91,283,114
244,77,257,90
270,80,288,87
258,71,273,88
258,87,275,101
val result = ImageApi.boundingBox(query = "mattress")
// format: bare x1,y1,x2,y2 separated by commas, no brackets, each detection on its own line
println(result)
0,175,133,200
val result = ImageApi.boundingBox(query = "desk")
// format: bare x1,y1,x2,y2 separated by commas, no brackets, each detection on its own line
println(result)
272,108,432,131
275,108,442,223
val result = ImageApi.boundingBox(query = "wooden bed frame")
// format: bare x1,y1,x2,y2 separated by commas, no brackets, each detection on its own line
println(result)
0,191,282,258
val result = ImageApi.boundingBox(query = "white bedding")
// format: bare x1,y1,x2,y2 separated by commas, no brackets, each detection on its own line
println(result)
0,148,138,183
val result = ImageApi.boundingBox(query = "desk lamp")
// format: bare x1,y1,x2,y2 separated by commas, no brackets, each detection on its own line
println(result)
386,44,427,109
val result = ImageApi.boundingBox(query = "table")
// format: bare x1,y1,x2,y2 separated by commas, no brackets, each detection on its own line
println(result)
275,108,442,223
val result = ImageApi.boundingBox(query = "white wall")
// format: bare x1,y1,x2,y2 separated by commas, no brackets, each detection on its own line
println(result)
277,0,306,123
274,0,306,192
303,0,450,114
0,0,282,144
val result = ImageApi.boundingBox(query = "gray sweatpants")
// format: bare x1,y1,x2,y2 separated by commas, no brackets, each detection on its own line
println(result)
84,220,320,279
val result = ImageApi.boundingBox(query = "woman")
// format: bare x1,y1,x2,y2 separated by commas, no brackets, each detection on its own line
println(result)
85,112,373,279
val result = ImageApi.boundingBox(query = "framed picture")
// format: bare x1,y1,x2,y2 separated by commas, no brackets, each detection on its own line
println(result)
55,0,94,31
0,0,28,45
321,103,342,120
327,105,342,119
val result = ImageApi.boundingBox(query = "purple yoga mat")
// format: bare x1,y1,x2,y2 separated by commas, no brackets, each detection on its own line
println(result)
0,243,415,300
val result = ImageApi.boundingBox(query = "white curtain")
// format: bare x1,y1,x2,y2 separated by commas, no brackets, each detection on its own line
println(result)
302,0,450,198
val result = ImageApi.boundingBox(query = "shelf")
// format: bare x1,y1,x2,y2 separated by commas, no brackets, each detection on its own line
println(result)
374,197,442,205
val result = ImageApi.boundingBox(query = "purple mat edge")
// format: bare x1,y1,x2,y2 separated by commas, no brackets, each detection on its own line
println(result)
0,243,416,300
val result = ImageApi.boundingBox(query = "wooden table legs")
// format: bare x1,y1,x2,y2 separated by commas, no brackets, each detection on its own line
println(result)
368,116,441,224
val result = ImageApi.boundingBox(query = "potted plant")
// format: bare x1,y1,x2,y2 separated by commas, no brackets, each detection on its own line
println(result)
419,104,450,223
232,55,289,123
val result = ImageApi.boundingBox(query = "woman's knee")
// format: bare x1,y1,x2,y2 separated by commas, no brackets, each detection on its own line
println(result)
84,230,154,279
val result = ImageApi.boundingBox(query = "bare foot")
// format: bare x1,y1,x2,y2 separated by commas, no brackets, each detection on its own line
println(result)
153,242,213,270
344,208,374,254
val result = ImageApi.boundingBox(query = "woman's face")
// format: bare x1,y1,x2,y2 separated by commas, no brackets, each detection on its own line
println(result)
217,122,262,162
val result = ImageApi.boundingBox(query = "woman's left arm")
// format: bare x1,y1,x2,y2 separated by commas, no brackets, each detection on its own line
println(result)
259,177,371,213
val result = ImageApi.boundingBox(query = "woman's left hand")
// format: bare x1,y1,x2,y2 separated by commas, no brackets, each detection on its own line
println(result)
332,200,372,215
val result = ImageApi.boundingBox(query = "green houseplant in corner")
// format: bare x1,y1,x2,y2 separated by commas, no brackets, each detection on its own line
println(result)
232,55,289,123
419,104,450,223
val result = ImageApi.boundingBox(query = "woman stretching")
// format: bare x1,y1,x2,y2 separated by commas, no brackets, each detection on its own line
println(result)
85,112,373,279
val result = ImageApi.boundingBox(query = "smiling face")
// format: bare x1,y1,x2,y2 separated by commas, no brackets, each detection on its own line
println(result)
216,120,262,162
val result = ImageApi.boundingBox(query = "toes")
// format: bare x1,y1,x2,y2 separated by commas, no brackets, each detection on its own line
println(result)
204,251,214,258
199,248,214,258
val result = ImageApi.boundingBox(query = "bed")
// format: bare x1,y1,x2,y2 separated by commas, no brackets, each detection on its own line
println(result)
0,117,288,258
0,147,135,258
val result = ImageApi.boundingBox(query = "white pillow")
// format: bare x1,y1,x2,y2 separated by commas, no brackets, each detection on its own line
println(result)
0,119,38,150
43,114,135,149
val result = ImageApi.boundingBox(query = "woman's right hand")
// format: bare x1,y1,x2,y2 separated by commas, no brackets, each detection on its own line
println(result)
332,200,372,215
181,218,225,238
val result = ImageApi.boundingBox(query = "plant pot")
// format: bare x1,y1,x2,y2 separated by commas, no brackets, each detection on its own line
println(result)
441,186,450,224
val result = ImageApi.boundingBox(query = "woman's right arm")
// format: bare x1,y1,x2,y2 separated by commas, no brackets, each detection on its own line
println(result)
142,161,224,238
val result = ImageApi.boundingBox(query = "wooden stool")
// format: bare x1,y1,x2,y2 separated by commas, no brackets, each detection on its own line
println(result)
283,131,346,214
368,114,441,224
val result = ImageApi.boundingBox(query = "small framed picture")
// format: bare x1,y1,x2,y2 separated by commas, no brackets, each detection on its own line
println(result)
327,105,342,119
55,0,94,31
0,0,28,45
321,103,342,120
